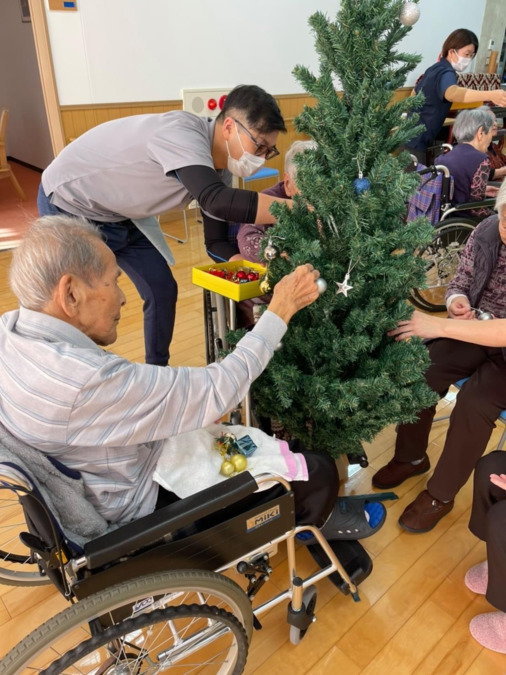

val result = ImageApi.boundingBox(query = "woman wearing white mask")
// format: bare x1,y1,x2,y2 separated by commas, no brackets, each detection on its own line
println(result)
38,85,291,367
406,29,506,165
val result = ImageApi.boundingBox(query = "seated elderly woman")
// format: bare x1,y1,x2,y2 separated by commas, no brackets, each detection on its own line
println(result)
438,106,499,218
373,181,506,534
238,140,317,263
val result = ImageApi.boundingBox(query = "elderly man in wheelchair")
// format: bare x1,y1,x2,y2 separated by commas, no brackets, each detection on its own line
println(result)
0,215,388,673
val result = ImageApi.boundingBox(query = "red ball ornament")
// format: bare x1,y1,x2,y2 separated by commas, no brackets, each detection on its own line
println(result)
247,272,257,281
236,270,247,280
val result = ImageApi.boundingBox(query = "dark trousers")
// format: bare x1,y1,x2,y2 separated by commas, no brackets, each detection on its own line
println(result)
469,451,506,612
394,338,506,502
37,184,178,366
157,447,339,529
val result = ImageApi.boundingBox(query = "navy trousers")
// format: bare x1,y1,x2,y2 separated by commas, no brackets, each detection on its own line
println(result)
37,185,178,366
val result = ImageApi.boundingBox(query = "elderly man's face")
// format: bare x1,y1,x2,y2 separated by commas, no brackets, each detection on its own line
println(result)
75,242,126,346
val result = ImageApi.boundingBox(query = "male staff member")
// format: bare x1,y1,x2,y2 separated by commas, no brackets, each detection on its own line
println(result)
38,85,292,366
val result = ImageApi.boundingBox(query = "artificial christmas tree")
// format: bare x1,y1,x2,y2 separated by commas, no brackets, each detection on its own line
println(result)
234,0,438,458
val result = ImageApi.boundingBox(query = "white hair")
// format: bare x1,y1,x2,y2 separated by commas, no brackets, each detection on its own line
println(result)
452,106,495,143
496,179,506,216
9,215,105,310
284,140,317,179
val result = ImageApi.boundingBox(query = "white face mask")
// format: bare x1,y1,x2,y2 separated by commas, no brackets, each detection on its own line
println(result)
226,123,265,178
451,50,472,72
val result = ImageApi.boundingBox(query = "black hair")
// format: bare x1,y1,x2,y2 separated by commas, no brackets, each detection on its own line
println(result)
441,29,479,58
217,84,287,134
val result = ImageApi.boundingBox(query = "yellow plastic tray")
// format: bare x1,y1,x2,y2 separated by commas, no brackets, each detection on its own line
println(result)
192,260,266,301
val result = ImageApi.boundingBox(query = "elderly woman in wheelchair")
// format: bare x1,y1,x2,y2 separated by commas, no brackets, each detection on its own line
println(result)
0,215,389,673
407,109,499,313
437,106,499,220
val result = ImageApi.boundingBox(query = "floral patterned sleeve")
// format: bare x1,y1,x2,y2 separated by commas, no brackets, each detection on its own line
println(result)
237,222,271,263
445,226,476,301
470,158,494,219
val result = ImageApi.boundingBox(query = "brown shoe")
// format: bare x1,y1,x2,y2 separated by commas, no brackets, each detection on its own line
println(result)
399,490,454,533
372,454,430,489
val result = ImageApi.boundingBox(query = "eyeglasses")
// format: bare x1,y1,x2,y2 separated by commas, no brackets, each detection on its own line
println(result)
233,118,280,160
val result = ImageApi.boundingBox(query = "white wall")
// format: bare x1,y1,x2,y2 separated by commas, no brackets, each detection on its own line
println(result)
0,0,53,168
44,0,489,106
476,0,506,75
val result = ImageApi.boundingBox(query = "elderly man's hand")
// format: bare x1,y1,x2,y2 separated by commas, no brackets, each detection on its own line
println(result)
387,310,445,341
268,264,320,324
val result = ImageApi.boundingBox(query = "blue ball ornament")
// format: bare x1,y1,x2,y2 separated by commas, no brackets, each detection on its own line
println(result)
353,176,371,195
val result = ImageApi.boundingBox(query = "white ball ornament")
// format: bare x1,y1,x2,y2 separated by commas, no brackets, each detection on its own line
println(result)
316,278,327,294
399,1,420,27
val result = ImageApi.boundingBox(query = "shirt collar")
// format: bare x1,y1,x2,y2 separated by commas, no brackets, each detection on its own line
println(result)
10,307,100,351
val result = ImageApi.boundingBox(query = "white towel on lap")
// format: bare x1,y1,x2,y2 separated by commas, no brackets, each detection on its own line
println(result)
153,424,308,499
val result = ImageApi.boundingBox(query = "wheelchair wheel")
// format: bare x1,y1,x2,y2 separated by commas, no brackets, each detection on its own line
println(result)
1,569,254,674
288,586,318,645
410,218,476,312
0,489,50,586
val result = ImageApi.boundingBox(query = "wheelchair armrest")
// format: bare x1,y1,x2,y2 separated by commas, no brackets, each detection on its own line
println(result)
454,198,495,211
83,471,259,569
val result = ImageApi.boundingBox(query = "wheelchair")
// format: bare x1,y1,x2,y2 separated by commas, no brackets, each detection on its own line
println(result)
0,448,372,674
407,161,497,313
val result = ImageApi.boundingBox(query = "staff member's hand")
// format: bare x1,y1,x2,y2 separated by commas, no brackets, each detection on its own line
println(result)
387,310,445,341
269,264,320,324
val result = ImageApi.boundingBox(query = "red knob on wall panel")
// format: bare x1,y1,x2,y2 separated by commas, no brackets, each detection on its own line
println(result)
207,98,217,111
219,95,227,109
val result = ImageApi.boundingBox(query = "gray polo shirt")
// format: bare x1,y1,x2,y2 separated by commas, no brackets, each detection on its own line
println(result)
42,111,232,222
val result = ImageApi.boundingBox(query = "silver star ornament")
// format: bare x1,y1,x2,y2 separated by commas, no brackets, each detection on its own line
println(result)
336,273,353,297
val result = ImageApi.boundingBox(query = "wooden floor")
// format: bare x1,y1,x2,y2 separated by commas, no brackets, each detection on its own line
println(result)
0,215,504,674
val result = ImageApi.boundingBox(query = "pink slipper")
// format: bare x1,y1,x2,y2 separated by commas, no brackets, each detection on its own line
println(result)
464,561,488,595
469,612,506,654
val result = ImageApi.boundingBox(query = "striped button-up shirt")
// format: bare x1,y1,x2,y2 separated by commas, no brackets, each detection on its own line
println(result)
0,308,286,524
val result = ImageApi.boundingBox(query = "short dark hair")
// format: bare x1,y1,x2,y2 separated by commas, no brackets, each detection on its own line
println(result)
441,29,479,58
218,85,287,134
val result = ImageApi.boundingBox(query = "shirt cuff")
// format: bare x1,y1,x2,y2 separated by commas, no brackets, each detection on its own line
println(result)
445,293,468,311
253,310,288,350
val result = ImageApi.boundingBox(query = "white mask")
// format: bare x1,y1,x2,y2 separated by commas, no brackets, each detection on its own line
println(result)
451,51,472,72
226,123,265,178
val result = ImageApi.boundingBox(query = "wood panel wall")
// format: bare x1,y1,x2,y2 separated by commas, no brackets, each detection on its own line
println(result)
60,88,412,179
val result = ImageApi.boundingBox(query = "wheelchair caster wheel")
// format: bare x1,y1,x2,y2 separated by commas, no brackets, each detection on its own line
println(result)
351,590,361,602
288,586,318,645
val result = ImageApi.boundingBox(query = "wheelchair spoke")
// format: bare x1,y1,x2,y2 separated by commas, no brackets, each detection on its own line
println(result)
410,218,476,312
0,488,50,586
1,570,253,674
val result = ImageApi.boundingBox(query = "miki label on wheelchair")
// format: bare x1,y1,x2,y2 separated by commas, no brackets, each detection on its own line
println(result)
247,504,281,532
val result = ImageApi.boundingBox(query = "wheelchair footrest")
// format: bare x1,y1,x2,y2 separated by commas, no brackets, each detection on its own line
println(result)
306,539,372,595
